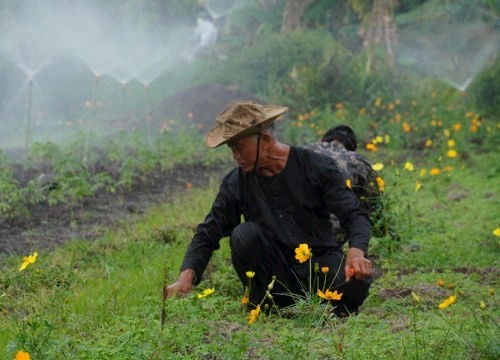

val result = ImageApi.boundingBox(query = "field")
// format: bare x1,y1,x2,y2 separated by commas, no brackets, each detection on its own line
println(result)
1,97,499,359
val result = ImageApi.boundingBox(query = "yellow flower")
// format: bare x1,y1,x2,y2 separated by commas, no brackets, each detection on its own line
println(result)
15,350,31,360
470,124,478,132
402,123,411,133
438,295,457,309
444,129,450,137
346,179,352,189
295,243,311,263
267,276,276,291
384,134,390,144
197,288,215,299
404,162,414,171
374,136,384,144
454,123,462,131
479,301,486,309
447,139,455,147
420,169,427,177
19,252,38,271
241,296,249,305
388,103,394,111
411,291,421,304
442,166,453,173
376,177,385,192
430,168,441,176
375,97,382,107
488,288,495,295
246,271,255,279
493,228,500,237
321,267,329,274
372,163,384,171
247,305,261,324
366,143,378,151
317,289,343,301
437,279,444,287
415,180,422,192
425,139,433,147
466,111,474,118
447,149,457,159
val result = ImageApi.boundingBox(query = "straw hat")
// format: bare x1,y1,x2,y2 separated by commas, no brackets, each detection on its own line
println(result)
205,101,288,148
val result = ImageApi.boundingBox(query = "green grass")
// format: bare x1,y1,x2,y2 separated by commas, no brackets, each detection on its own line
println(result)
0,151,498,359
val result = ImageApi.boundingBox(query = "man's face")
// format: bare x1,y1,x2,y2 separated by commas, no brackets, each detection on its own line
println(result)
227,136,258,172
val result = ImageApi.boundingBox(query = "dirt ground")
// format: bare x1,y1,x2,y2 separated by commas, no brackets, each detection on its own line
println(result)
154,83,263,130
0,161,232,255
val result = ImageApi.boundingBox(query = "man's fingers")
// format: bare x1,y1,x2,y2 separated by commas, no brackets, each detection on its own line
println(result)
355,259,372,280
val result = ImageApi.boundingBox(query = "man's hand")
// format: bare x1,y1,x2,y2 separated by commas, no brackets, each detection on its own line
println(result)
164,269,195,299
345,248,372,281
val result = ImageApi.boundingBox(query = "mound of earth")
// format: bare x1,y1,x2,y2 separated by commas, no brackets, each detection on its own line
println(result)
155,83,263,131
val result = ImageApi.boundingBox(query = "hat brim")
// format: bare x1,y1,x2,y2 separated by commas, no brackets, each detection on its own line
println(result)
204,105,288,148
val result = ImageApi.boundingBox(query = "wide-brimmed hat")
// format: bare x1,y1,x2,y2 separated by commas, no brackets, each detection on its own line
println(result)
205,100,288,148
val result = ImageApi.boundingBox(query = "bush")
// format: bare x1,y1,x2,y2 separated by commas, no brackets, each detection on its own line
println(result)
468,56,500,118
222,30,364,112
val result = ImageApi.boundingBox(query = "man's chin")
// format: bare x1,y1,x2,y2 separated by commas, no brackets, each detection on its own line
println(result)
238,163,252,172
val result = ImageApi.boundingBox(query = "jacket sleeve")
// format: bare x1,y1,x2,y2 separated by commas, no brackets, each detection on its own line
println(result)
180,170,241,284
319,157,372,254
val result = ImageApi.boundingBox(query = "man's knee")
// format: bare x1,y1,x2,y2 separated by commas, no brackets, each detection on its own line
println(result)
230,222,261,255
341,277,372,309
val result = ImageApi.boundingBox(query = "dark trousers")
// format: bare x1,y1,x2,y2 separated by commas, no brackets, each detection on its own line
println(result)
230,222,372,312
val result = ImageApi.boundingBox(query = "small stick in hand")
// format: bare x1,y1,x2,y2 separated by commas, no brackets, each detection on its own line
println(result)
161,265,169,330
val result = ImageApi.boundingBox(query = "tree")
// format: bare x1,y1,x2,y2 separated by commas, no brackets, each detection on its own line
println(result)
350,0,399,73
280,0,316,34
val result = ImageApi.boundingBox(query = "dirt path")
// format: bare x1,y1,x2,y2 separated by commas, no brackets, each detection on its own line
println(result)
0,162,232,255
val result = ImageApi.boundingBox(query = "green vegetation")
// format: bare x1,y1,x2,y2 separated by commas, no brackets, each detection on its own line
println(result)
0,145,498,358
0,0,498,358
0,129,230,220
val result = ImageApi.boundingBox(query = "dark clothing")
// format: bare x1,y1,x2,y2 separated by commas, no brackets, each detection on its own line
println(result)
181,146,371,285
306,141,381,243
230,222,371,310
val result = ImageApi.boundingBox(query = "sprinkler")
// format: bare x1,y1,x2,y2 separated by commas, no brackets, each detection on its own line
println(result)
83,74,100,165
24,74,34,158
143,82,152,147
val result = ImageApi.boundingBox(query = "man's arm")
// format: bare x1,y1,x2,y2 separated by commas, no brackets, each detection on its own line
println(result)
165,171,241,298
320,158,372,281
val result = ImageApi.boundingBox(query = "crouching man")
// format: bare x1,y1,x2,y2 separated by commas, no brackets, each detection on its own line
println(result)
165,101,372,316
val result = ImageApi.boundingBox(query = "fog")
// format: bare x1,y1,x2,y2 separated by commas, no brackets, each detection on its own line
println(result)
0,0,238,150
394,1,499,91
0,0,498,153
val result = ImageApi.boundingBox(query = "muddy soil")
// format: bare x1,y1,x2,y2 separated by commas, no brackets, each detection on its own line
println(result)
0,161,232,255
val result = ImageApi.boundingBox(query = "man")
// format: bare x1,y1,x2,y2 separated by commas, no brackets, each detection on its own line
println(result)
165,101,372,315
307,125,381,243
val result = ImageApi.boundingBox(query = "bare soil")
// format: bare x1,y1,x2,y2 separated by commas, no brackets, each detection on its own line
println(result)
0,161,232,255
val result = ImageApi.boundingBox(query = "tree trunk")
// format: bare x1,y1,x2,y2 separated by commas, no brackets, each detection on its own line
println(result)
358,0,398,73
280,0,315,34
